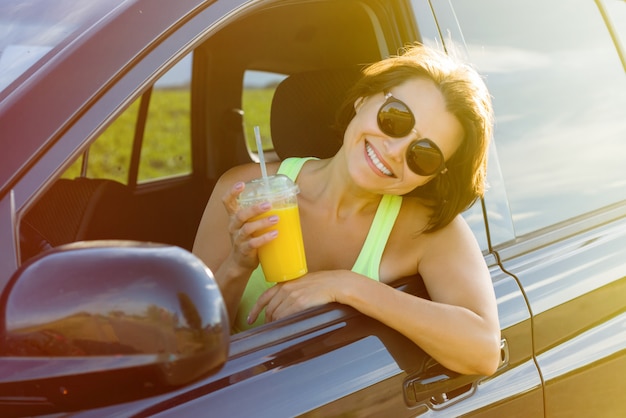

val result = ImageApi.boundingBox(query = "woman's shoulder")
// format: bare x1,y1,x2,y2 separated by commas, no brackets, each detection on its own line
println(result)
218,161,282,184
392,198,473,251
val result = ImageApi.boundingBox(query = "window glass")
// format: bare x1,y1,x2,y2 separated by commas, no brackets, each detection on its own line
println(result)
61,100,138,183
452,0,626,236
88,101,138,183
138,55,192,182
602,0,626,51
242,70,287,161
463,200,488,252
61,54,193,184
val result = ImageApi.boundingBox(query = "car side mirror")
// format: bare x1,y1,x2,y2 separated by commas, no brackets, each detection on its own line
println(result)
0,241,229,415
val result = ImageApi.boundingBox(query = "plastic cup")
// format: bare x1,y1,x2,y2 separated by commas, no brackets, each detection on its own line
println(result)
237,174,307,282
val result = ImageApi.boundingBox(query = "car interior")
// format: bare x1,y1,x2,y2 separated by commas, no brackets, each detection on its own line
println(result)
18,0,415,264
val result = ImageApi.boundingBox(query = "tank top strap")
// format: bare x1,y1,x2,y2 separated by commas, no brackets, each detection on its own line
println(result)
277,157,318,181
351,194,403,281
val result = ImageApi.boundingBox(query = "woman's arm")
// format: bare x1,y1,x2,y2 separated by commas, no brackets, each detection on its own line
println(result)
339,266,501,376
402,215,501,375
249,216,501,376
192,164,279,323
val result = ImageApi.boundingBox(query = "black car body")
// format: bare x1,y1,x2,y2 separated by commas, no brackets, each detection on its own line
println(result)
1,0,625,416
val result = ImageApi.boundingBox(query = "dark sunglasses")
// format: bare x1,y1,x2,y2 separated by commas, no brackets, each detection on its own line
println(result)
377,92,446,176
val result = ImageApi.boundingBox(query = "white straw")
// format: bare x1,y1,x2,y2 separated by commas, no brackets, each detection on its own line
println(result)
254,125,268,180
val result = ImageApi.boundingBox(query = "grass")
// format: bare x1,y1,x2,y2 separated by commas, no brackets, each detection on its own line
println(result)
242,87,275,151
63,87,275,183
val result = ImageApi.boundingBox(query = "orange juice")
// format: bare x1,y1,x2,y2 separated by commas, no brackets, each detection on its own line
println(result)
253,205,307,282
238,174,307,282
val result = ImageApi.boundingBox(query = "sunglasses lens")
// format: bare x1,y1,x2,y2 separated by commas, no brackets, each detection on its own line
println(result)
378,100,414,137
407,140,444,176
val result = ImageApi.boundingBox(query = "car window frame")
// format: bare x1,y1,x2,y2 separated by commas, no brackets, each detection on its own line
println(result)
4,0,252,277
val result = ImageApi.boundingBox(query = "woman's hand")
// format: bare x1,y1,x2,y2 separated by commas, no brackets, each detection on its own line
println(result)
247,271,345,324
222,181,279,271
192,162,282,325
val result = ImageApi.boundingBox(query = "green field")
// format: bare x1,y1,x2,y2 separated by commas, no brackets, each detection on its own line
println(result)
63,87,275,183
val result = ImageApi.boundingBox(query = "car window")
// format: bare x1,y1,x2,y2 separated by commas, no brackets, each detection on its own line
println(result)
62,54,193,184
138,55,192,183
451,0,626,237
61,101,137,183
242,70,287,162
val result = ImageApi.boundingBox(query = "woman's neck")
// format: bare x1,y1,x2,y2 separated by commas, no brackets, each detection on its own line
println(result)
299,155,382,220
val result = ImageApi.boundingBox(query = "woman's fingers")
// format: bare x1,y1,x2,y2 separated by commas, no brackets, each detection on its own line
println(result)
221,180,279,267
250,274,338,324
234,207,277,247
263,284,297,322
222,181,245,215
247,285,280,324
248,283,298,324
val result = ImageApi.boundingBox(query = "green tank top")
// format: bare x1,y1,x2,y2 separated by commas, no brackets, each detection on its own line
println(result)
233,157,402,332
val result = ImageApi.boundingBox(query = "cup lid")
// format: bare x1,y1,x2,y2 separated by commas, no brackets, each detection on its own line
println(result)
238,174,299,203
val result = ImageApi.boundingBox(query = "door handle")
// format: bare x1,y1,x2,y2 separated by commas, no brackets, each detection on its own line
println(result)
498,337,510,370
404,361,477,407
403,338,508,408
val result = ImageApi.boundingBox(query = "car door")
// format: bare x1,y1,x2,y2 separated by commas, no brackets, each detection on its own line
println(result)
1,0,547,416
438,0,626,416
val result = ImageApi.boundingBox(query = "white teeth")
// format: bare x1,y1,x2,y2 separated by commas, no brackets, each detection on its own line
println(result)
366,142,393,176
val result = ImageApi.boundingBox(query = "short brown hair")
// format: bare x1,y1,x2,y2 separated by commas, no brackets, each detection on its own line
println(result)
336,44,494,232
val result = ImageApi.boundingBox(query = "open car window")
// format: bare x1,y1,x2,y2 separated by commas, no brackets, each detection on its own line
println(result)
61,54,193,185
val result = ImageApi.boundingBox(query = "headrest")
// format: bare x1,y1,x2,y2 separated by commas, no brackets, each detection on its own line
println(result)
270,67,362,159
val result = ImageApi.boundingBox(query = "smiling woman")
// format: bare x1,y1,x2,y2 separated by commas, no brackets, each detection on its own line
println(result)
193,43,502,376
336,46,492,232
1,0,625,415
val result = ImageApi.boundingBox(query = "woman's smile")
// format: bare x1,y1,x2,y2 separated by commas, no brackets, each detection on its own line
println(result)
364,140,395,178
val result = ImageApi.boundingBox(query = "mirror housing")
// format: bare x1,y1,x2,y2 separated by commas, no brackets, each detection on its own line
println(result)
0,241,229,414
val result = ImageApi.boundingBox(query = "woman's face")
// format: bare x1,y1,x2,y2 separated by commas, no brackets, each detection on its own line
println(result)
342,77,464,196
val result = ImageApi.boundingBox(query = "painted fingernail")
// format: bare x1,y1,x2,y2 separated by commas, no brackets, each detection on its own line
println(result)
234,182,244,191
247,314,252,324
268,215,279,223
259,202,271,210
269,230,279,238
